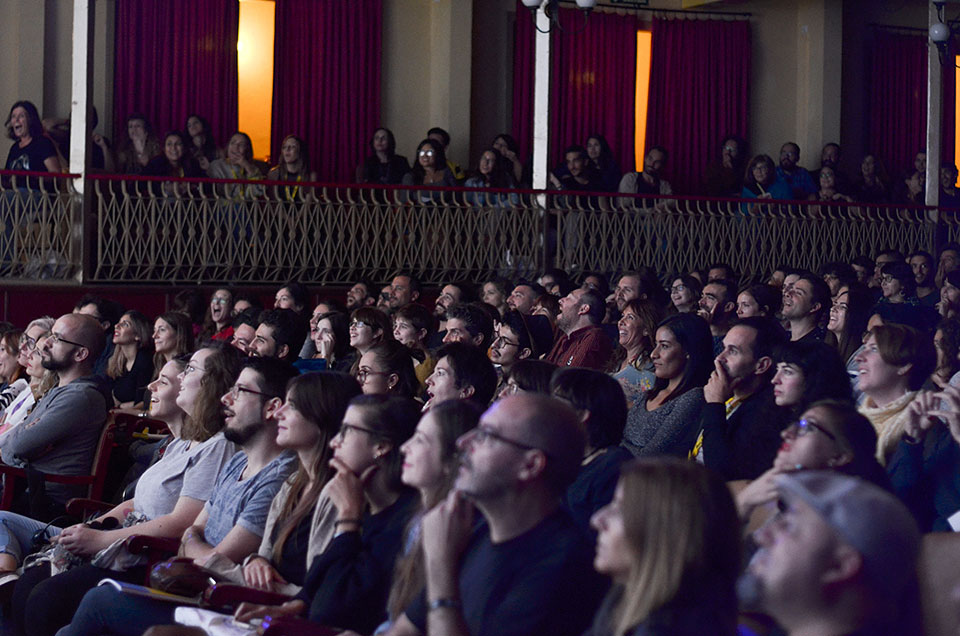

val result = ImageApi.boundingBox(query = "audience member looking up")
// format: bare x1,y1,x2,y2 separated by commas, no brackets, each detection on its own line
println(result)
546,288,613,371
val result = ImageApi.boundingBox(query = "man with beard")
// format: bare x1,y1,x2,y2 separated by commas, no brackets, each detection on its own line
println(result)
775,142,816,200
383,393,607,636
545,288,613,370
441,303,493,350
697,279,738,356
506,281,544,316
388,273,422,312
346,280,376,311
739,471,920,636
0,313,109,517
434,282,472,335
692,315,788,481
618,146,672,196
908,250,938,307
248,309,307,363
781,271,831,343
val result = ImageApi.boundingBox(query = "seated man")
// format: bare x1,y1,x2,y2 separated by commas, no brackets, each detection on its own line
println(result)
19,357,299,636
249,308,307,363
545,288,613,371
229,310,259,355
507,281,545,316
386,393,607,636
423,342,497,412
441,303,494,350
740,471,921,635
346,280,377,311
0,313,110,519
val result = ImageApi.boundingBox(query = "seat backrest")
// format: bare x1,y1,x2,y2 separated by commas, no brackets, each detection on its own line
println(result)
919,532,960,636
86,416,118,501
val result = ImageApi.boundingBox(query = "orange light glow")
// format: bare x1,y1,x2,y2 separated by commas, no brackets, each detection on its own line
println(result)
237,0,275,161
956,55,960,181
635,31,653,169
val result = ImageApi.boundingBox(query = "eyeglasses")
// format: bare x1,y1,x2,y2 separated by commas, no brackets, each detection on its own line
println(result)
228,384,272,400
465,426,538,452
356,368,390,383
785,418,836,442
670,285,686,293
335,423,380,442
19,336,37,354
49,332,86,349
350,320,370,329
211,297,230,305
418,150,435,157
492,334,520,348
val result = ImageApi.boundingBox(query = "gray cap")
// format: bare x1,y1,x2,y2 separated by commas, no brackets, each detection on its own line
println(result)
775,471,920,601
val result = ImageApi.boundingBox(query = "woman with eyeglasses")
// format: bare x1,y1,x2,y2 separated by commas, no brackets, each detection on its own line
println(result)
734,400,889,525
621,313,714,457
0,328,25,399
669,275,701,314
234,394,420,633
201,287,235,341
348,307,393,377
586,458,741,636
0,321,55,438
401,138,456,203
355,340,420,399
5,344,241,629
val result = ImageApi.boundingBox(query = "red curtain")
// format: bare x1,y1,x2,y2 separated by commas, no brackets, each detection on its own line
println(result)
512,5,639,174
271,0,382,183
868,29,956,177
645,17,751,195
113,0,239,148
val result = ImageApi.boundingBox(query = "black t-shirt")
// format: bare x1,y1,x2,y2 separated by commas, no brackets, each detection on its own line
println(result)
275,505,315,586
405,508,608,636
566,445,632,532
5,136,58,172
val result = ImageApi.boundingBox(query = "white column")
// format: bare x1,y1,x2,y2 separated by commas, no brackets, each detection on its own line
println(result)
926,1,942,208
531,4,551,192
69,0,94,191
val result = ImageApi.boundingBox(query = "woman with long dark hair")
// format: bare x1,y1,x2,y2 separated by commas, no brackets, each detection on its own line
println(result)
357,127,410,185
184,114,222,172
401,138,456,203
115,113,160,175
267,135,317,201
106,310,154,407
585,134,621,193
4,100,62,173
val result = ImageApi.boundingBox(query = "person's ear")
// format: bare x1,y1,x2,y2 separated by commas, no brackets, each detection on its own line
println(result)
417,328,427,343
518,347,532,361
411,290,420,302
387,373,399,391
472,333,484,347
517,450,548,482
723,301,736,314
277,344,290,361
896,362,913,378
263,396,283,420
755,356,772,375
459,384,476,399
822,543,863,587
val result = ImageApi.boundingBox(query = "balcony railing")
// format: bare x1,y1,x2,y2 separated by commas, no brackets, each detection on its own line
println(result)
0,171,949,286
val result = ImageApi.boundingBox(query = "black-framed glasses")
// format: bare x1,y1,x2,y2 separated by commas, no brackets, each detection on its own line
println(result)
350,320,370,329
466,426,538,452
228,384,273,400
335,423,380,442
356,368,389,383
49,332,86,349
492,334,520,349
18,336,37,354
786,418,836,442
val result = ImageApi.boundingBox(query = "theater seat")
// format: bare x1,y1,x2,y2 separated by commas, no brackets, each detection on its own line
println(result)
919,532,960,636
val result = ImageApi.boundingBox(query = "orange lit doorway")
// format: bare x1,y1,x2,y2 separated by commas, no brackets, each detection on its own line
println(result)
238,0,275,161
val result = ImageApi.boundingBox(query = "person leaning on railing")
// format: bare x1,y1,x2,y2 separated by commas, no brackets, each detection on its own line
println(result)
115,113,161,175
739,154,791,214
206,132,264,199
4,100,63,175
267,135,317,202
401,138,456,204
142,131,202,197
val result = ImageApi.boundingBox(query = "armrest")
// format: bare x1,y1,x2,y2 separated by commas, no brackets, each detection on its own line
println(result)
204,583,294,610
262,616,341,636
125,534,181,557
66,498,116,518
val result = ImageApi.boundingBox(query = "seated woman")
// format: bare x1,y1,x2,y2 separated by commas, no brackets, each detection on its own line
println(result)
0,328,26,405
107,310,155,407
586,458,741,636
142,131,202,196
734,400,889,525
930,318,960,390
6,346,240,634
463,147,517,206
151,311,195,380
771,340,852,419
355,340,420,400
206,132,264,199
585,134,621,193
606,299,664,406
115,113,161,175
621,313,714,457
184,114,222,173
348,307,393,376
0,331,56,440
856,324,936,464
492,133,525,186
809,165,853,202
669,275,702,314
551,369,632,531
357,127,410,185
736,284,781,319
400,138,456,203
232,395,421,633
392,303,437,388
480,277,511,317
297,310,354,374
828,283,874,402
4,100,62,174
740,154,791,211
201,288,234,341
267,135,317,201
851,154,890,204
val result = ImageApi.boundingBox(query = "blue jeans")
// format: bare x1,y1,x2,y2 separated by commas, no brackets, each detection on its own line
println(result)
0,510,61,565
55,585,177,636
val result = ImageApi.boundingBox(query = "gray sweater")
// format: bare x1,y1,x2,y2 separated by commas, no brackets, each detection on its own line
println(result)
622,387,704,457
0,375,109,504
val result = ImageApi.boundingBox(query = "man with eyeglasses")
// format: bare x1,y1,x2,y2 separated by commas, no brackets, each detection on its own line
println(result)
384,393,607,636
775,142,816,200
0,313,109,518
738,471,920,636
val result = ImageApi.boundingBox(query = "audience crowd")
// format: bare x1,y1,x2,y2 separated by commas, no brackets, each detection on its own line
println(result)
5,100,954,206
3,100,960,636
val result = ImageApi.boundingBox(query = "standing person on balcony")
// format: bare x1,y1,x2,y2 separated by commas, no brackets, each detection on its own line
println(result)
207,132,264,199
201,288,235,342
401,139,456,203
618,145,672,199
0,314,109,518
106,310,154,408
546,288,613,371
358,127,410,185
774,142,816,200
183,114,223,173
4,100,62,174
115,113,160,175
267,135,316,202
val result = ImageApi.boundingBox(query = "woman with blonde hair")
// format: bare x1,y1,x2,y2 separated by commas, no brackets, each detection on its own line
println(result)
587,458,741,636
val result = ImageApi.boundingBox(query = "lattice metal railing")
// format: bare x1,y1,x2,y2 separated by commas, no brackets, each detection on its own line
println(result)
556,196,938,283
90,176,545,285
0,171,81,282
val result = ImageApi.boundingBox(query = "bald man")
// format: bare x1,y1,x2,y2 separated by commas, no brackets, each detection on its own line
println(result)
0,313,110,517
384,394,608,636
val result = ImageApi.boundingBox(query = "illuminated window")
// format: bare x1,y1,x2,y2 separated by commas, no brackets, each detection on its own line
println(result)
634,31,653,168
237,0,276,161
